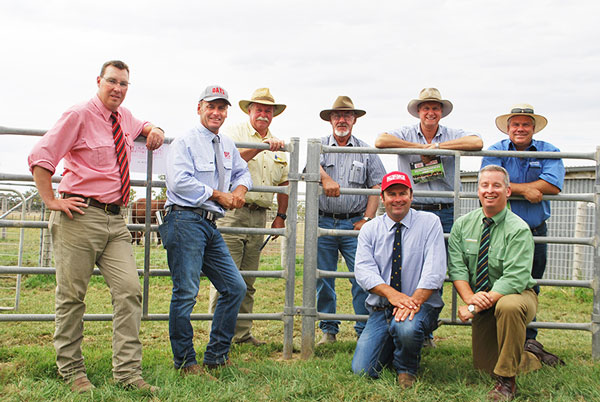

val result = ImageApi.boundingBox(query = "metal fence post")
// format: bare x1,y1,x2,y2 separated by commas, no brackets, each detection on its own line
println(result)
142,149,154,318
282,137,300,359
592,146,600,359
301,138,321,359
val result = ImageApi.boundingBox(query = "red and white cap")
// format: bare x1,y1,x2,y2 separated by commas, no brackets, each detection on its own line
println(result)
381,171,412,192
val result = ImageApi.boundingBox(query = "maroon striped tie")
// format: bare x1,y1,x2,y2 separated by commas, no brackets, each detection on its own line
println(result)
110,112,130,206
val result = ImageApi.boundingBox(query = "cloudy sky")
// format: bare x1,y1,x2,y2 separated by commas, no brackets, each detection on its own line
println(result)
2,0,599,180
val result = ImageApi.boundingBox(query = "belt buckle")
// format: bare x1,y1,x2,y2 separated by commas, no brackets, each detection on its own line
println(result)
104,203,110,213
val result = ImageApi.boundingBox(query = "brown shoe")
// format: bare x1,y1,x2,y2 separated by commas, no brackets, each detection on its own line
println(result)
122,378,160,393
524,339,565,366
488,376,516,401
316,333,336,346
203,359,233,370
180,364,217,380
70,376,95,393
397,373,416,389
235,336,266,346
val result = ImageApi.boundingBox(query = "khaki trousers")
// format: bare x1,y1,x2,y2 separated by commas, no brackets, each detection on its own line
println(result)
209,206,266,342
49,207,143,383
472,289,538,377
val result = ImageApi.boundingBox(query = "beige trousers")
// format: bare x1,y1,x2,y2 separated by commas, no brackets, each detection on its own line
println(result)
209,206,266,342
472,288,538,377
49,207,143,383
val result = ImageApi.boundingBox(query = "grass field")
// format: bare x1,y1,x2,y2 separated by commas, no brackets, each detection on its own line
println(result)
0,229,599,401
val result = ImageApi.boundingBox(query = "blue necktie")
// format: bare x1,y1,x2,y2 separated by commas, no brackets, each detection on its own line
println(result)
390,222,403,292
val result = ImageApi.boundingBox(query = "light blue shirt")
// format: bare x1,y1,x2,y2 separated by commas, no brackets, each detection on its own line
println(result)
481,138,565,228
319,135,386,214
354,209,447,309
165,124,252,218
388,123,480,204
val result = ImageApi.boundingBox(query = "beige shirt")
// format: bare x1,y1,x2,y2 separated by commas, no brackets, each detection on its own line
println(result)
223,121,288,208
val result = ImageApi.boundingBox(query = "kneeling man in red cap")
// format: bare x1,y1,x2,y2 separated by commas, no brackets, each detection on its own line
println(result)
352,171,446,389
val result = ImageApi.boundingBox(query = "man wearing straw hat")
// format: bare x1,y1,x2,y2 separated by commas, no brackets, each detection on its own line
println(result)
376,87,482,347
316,96,386,345
481,104,565,366
208,88,289,346
376,88,482,234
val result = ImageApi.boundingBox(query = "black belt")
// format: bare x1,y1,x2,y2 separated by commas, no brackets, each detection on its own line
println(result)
371,304,393,312
411,203,453,211
168,205,217,222
62,193,121,215
244,203,268,211
530,221,546,233
319,211,363,220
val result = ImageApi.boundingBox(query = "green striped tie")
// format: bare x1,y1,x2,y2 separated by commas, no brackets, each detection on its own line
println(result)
475,217,494,293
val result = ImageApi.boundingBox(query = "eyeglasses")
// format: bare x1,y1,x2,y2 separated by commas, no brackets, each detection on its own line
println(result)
511,108,533,114
331,111,355,120
102,77,129,88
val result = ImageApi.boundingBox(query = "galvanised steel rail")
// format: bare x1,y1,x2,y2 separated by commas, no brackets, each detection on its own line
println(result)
0,127,300,359
301,139,600,360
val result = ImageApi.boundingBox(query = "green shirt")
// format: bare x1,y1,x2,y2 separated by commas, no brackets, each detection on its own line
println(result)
448,206,537,295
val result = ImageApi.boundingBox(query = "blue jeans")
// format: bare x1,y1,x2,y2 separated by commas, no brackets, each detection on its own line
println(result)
527,221,547,340
429,206,454,235
159,210,246,368
352,304,441,377
317,215,368,336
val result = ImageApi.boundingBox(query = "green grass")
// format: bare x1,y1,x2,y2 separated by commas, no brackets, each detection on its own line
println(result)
0,229,599,400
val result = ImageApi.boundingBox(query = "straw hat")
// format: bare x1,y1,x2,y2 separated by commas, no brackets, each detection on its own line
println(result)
495,103,548,134
320,96,366,121
239,88,286,116
407,88,453,118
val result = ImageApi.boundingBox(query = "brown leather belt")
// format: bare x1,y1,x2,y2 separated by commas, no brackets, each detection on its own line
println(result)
244,203,267,211
62,193,121,214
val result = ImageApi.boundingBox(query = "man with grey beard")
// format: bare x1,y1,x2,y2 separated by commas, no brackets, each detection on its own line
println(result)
316,96,386,345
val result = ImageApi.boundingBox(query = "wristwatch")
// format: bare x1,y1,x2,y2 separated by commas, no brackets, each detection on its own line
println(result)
276,213,287,220
361,216,372,222
467,304,476,314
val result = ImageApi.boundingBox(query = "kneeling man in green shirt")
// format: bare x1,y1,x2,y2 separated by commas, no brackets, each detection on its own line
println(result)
448,164,537,401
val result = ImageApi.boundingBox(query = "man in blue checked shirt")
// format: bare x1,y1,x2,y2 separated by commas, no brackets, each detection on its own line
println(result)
481,104,565,367
159,85,252,377
316,96,386,345
352,171,446,389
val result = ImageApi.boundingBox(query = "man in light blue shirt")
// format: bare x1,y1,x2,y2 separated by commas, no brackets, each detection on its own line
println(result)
375,88,482,233
159,85,252,376
352,171,446,389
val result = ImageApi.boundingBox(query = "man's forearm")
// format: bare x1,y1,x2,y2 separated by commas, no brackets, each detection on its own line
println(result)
32,166,57,204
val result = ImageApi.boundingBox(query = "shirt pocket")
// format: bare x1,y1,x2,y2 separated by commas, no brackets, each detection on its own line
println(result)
270,152,288,184
348,160,366,185
488,245,505,276
190,149,216,174
526,161,542,182
82,137,115,167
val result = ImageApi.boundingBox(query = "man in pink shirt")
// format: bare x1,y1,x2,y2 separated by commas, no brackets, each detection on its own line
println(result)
28,60,164,394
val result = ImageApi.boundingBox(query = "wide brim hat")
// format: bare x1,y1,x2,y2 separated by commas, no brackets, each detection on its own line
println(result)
320,96,366,121
239,88,286,117
495,103,548,134
407,88,453,118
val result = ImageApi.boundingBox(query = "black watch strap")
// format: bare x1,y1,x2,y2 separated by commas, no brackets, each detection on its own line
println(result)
276,212,287,220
